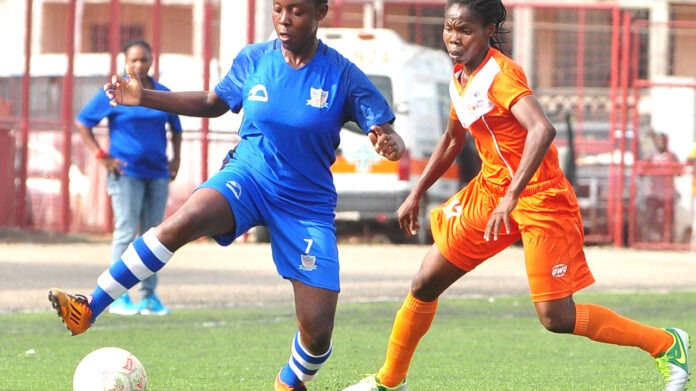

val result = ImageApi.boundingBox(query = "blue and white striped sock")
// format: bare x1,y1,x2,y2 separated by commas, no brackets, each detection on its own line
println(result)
279,331,332,387
88,229,173,322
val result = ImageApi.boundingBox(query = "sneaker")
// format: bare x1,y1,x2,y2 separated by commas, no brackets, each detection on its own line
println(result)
108,294,139,316
48,288,92,336
274,373,306,391
137,293,171,315
655,328,691,391
342,375,407,391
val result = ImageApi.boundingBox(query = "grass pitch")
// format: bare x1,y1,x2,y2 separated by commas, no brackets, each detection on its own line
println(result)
1,291,694,390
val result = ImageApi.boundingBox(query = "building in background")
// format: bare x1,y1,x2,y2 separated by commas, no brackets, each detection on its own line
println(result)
0,0,695,247
1,0,694,124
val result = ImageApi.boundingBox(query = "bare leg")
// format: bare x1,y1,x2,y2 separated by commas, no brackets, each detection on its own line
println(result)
276,280,338,387
410,245,468,301
534,296,675,357
292,281,339,354
154,188,235,251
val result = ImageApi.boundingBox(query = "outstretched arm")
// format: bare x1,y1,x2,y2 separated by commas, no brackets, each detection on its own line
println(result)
104,65,230,118
397,118,467,236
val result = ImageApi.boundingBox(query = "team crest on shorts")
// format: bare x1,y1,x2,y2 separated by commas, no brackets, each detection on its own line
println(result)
299,254,317,271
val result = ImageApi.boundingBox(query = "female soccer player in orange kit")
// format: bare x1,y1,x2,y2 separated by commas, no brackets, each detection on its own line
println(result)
343,0,690,390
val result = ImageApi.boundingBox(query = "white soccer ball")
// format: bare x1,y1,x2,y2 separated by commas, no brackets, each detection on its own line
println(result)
73,347,148,391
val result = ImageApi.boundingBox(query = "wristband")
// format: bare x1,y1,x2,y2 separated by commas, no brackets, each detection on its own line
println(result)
95,149,107,159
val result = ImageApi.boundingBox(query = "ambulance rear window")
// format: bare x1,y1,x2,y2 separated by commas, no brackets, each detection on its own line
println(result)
367,75,393,108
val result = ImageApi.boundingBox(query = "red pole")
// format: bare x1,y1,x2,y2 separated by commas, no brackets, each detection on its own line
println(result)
104,0,120,233
415,5,423,45
247,0,255,44
109,0,120,76
614,12,632,248
332,0,343,27
17,0,33,227
607,7,620,247
627,26,642,246
627,83,640,246
61,0,77,232
201,0,212,182
575,8,585,134
153,0,162,79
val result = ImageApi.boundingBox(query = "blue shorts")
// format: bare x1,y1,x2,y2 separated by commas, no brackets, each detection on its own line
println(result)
197,162,340,292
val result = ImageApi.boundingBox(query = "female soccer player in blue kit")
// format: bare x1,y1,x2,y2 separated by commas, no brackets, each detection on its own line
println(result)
48,0,405,390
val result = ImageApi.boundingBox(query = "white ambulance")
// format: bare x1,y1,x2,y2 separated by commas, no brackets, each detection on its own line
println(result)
319,28,460,243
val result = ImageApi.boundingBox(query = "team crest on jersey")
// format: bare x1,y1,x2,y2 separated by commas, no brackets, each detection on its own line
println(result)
299,254,317,271
306,87,329,108
225,180,242,199
248,84,268,102
467,91,488,113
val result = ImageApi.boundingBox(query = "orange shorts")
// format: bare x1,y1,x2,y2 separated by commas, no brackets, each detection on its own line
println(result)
431,173,595,302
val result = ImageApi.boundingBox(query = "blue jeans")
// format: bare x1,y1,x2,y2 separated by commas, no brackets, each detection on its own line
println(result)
107,174,170,299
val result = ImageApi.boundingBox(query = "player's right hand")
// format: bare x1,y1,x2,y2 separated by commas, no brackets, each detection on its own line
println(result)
97,154,127,177
397,192,421,237
103,64,143,107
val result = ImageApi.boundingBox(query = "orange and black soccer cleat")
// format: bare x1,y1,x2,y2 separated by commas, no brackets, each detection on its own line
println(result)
48,288,92,336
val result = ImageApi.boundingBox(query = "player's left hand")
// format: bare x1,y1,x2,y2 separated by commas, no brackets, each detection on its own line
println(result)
369,124,405,161
484,193,518,241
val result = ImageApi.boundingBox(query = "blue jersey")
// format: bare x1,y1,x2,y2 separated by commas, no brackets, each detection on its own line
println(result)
76,78,183,179
214,39,395,211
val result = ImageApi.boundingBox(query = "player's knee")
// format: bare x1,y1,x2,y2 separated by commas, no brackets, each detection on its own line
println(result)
410,277,439,302
296,317,334,354
537,313,574,334
299,329,333,355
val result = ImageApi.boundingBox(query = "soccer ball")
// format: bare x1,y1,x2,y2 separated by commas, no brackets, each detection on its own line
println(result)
73,347,148,391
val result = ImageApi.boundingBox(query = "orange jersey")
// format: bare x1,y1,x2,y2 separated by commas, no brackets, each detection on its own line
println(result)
433,48,595,302
449,48,564,189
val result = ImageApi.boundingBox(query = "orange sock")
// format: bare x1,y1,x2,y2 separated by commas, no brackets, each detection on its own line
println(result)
377,291,438,387
573,303,673,357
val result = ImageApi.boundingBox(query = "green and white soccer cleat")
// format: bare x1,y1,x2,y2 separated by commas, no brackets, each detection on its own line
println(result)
655,328,690,391
341,375,407,391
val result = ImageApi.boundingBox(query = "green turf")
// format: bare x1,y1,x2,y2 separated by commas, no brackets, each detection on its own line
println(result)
1,291,694,390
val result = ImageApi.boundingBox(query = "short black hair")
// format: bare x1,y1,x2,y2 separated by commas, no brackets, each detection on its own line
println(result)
122,39,152,55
